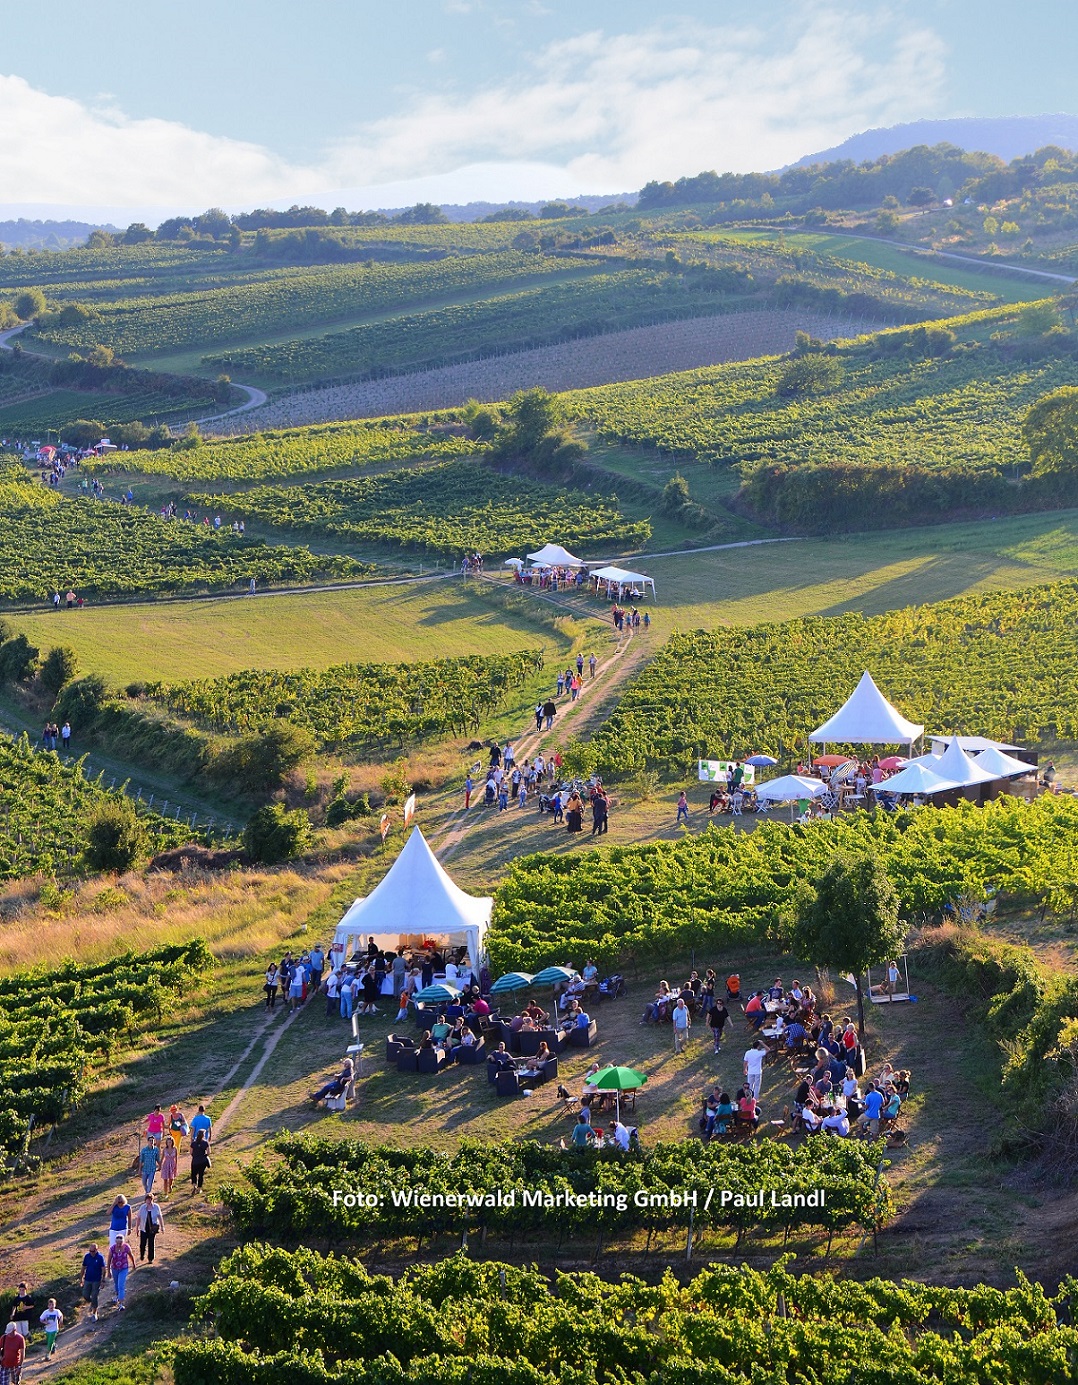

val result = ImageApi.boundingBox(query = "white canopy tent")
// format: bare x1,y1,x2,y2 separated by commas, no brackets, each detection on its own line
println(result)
330,827,492,972
754,774,830,803
526,543,586,567
873,761,957,797
809,672,923,748
929,734,1022,756
972,745,1037,780
933,737,999,787
589,564,656,599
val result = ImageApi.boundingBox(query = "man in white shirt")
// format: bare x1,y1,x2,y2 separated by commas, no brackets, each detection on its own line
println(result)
612,1121,631,1152
444,960,459,985
743,1041,766,1100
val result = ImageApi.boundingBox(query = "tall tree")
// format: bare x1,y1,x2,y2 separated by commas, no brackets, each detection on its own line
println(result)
793,854,905,1039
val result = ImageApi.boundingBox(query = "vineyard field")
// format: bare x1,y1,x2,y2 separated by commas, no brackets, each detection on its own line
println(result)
0,940,210,1159
0,735,203,880
29,252,598,360
224,1133,891,1242
0,386,215,435
190,459,651,559
99,418,482,483
200,269,767,384
564,331,1077,476
488,795,1078,971
209,311,862,434
147,649,545,751
568,579,1078,776
174,1245,1078,1385
0,483,372,601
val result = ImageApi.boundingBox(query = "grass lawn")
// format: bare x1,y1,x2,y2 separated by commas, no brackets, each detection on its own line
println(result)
638,508,1078,629
7,577,582,684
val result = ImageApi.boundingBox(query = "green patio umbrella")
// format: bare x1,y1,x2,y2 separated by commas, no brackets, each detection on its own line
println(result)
490,971,534,997
530,965,579,1015
589,1065,648,1124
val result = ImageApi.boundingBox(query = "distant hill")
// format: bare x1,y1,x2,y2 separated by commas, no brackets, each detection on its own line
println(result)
791,115,1078,168
0,217,117,251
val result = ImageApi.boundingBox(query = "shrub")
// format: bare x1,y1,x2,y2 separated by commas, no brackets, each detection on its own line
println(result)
54,674,109,728
40,646,79,697
243,803,312,863
0,634,38,683
209,720,315,795
83,800,149,873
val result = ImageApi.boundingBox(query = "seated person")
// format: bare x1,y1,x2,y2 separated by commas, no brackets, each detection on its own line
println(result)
821,1106,850,1137
523,1001,548,1025
611,1120,632,1152
881,1088,902,1123
519,1014,538,1032
581,960,599,985
559,979,586,1009
800,1102,824,1134
858,1085,886,1137
431,1015,452,1043
790,980,804,1005
444,1002,465,1021
818,1015,835,1043
470,994,491,1018
716,1092,735,1132
559,1001,583,1031
641,982,672,1024
521,1041,553,1076
744,992,766,1027
767,978,784,1001
784,1019,808,1049
451,1027,478,1061
418,1030,435,1050
569,1008,592,1035
487,1042,514,1069
309,1058,354,1104
735,1088,760,1131
683,971,702,998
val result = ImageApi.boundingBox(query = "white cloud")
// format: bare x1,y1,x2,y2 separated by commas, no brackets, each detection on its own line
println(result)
0,9,946,216
323,10,946,191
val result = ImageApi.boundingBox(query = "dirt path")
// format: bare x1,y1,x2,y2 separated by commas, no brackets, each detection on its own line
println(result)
433,584,647,863
194,382,268,426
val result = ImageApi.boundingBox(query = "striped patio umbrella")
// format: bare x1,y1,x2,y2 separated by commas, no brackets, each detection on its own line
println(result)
490,971,534,996
413,982,461,1005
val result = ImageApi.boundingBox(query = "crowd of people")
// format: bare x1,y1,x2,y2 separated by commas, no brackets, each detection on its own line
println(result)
2,1100,215,1364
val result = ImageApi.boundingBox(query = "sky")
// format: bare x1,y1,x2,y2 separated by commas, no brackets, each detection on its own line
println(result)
0,0,1075,221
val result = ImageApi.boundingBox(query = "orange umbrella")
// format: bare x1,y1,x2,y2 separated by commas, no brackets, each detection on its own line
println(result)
813,754,852,768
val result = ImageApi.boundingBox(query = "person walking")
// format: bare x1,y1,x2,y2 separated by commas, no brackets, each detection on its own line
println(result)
263,962,279,1010
743,1040,766,1101
464,774,473,809
167,1105,188,1154
38,1302,62,1360
1,1322,25,1382
189,1105,212,1146
676,791,689,824
590,789,609,836
542,698,556,731
339,972,355,1020
324,967,340,1017
576,654,584,680
189,1131,211,1192
61,722,71,752
138,1138,159,1197
80,1244,105,1322
137,1195,164,1263
108,1195,132,1249
588,653,597,679
159,1135,178,1196
672,997,691,1053
708,998,730,1052
288,967,305,1012
107,1238,135,1311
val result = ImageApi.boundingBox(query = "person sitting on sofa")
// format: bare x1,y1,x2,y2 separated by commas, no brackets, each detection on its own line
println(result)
523,1001,548,1025
452,1027,478,1062
487,1041,514,1069
418,1030,435,1050
559,1001,582,1032
430,1014,452,1043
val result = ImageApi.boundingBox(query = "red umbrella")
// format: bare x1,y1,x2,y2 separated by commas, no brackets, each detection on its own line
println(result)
878,756,906,770
813,754,851,768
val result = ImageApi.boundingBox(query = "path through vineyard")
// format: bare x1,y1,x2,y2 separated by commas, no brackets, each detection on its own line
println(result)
433,576,648,864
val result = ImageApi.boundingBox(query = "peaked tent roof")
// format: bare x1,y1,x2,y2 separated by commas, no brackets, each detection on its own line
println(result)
808,672,924,745
591,565,652,584
934,735,999,787
973,745,1037,779
929,734,1022,754
333,827,492,944
874,762,957,796
526,543,585,567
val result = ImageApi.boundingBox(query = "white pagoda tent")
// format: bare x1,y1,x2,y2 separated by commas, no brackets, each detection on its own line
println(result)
809,672,923,749
330,827,491,970
754,774,830,803
589,564,656,599
526,543,585,567
973,745,1036,780
873,761,957,797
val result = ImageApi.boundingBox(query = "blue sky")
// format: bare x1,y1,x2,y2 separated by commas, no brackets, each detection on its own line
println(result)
1,1,1074,218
